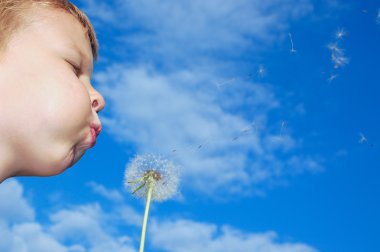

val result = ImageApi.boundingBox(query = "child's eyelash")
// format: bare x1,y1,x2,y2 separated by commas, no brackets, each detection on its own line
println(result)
73,65,81,76
66,60,81,76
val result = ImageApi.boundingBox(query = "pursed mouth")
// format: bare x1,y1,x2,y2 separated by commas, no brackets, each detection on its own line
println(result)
69,128,98,168
90,123,102,137
90,127,97,147
77,129,97,151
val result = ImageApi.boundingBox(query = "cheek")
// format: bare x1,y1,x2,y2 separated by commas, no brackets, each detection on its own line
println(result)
39,78,92,127
15,72,93,155
22,79,92,175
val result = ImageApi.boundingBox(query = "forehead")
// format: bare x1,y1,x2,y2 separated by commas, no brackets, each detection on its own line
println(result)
24,6,93,63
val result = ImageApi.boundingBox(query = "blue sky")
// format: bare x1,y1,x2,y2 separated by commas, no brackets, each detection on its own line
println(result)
1,0,379,251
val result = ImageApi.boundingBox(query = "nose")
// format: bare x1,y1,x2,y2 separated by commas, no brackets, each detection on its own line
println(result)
90,88,106,112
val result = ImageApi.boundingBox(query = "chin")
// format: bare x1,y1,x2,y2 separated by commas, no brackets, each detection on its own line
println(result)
13,142,89,178
25,149,84,177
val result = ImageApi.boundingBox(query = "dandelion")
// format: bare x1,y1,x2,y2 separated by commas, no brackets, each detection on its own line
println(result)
125,153,180,252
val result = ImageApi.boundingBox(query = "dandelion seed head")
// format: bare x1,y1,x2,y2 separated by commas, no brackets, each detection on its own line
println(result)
124,153,180,201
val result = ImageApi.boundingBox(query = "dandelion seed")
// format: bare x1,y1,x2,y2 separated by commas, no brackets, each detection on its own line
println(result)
125,154,180,252
257,64,266,78
280,121,288,136
288,33,297,54
359,133,368,144
335,28,346,39
377,9,380,24
241,128,250,134
243,120,258,133
214,77,236,90
328,43,349,68
327,74,338,83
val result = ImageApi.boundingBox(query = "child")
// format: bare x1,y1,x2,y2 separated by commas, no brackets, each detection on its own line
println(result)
0,0,106,183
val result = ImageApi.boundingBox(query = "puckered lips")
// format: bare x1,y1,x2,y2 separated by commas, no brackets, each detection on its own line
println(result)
69,123,102,168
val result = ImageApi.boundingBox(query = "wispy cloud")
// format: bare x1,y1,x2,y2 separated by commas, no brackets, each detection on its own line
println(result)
0,179,34,222
86,181,124,202
96,65,323,198
82,0,314,66
81,0,324,198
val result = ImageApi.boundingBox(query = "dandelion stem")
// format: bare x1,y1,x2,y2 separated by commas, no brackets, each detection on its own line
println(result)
139,181,154,252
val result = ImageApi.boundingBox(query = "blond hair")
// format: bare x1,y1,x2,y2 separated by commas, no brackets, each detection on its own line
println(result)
0,0,98,59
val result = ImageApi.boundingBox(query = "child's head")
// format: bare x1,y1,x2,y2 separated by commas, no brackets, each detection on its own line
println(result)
0,0,106,182
0,0,98,58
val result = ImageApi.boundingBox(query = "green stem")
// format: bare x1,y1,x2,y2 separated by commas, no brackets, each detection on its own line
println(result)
139,182,154,252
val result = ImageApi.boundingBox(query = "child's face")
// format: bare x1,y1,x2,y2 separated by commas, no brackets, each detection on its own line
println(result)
0,7,105,177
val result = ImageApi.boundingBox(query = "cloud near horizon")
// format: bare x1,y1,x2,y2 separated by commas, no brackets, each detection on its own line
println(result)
0,179,318,252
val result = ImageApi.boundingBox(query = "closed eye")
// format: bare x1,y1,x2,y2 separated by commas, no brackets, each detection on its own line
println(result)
66,60,81,76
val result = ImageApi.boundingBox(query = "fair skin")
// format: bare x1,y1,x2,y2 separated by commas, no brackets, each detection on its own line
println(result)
0,7,105,183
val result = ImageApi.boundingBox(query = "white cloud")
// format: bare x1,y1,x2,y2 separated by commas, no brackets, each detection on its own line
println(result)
150,218,318,252
0,180,136,252
86,181,124,202
11,222,69,252
96,65,323,197
86,0,323,199
82,0,313,65
115,205,143,227
0,180,69,251
82,0,324,198
0,179,35,223
49,204,136,252
0,180,318,252
79,0,117,24
286,156,324,174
